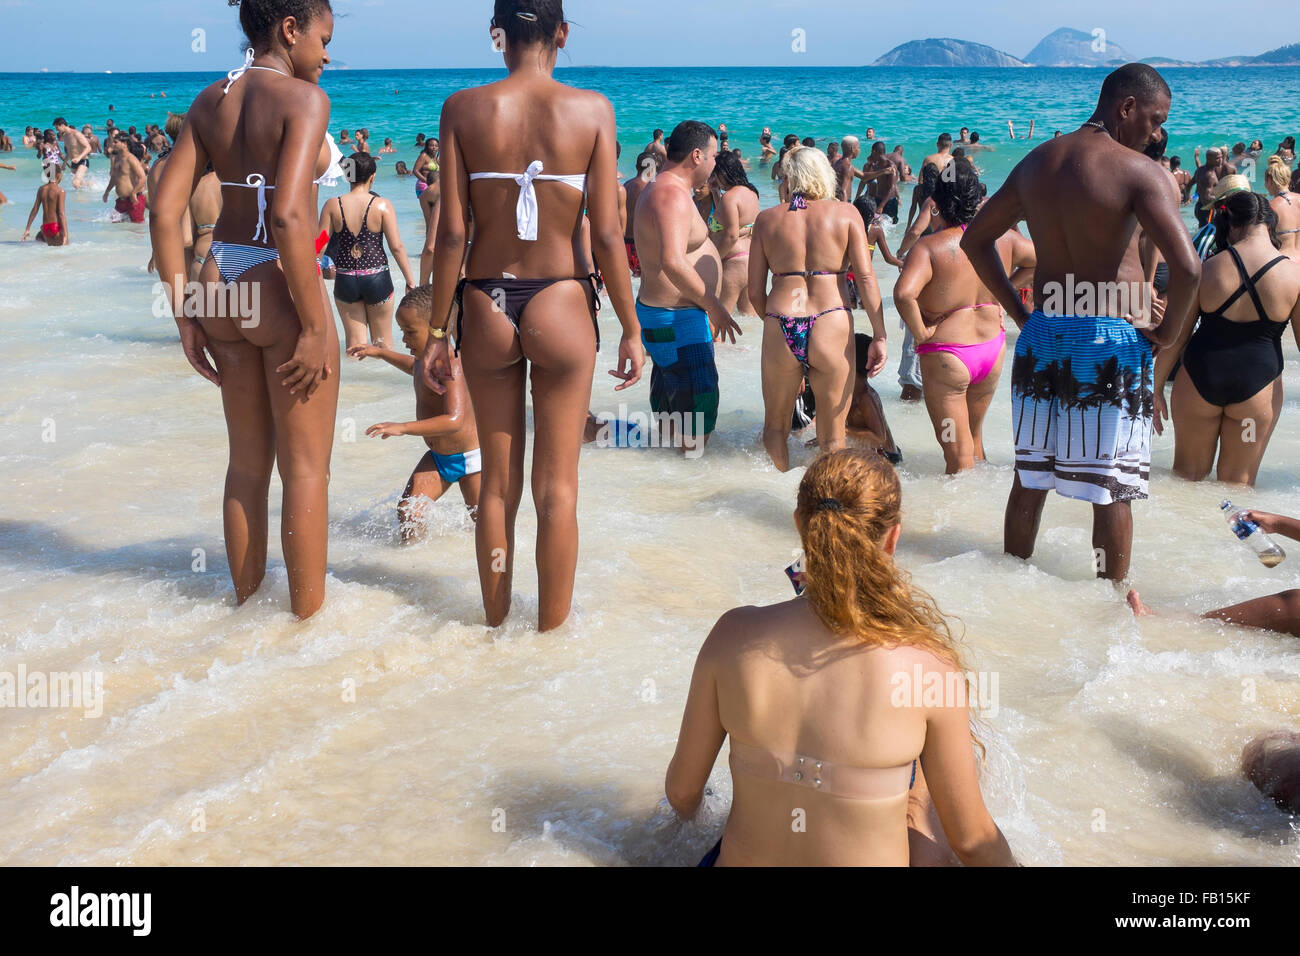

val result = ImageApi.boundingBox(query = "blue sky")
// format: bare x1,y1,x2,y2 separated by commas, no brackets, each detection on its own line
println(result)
0,0,1284,72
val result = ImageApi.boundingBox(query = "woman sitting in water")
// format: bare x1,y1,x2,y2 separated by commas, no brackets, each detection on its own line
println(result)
420,0,644,632
707,150,760,316
150,0,343,619
1154,191,1300,486
320,150,417,350
749,146,887,471
894,159,1035,474
666,449,1017,867
1265,156,1300,260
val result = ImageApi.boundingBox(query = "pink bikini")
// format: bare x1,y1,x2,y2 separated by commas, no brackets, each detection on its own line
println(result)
914,303,1006,385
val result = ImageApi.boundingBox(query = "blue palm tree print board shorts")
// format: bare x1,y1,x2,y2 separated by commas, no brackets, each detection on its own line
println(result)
1011,312,1155,505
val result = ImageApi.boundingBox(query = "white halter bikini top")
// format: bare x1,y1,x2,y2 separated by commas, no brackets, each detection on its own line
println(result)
219,49,347,241
469,160,586,242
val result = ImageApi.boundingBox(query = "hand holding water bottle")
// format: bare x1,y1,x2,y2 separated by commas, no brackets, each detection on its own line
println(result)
1222,501,1287,567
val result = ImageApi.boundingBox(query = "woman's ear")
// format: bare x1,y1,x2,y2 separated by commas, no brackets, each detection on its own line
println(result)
883,523,901,556
556,22,570,50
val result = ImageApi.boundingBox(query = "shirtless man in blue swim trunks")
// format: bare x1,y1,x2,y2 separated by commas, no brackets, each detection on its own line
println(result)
962,63,1200,583
633,119,741,454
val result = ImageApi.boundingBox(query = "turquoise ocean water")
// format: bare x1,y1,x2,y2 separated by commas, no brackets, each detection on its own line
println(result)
2,66,1297,202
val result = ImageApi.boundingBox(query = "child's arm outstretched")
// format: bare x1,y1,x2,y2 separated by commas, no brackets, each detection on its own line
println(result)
366,376,470,440
348,344,416,375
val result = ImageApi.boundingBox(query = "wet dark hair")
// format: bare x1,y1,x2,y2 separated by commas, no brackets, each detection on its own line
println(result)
783,134,798,148
229,0,333,48
712,150,757,196
53,117,67,127
801,137,815,147
491,0,564,48
951,147,966,159
853,194,878,227
348,151,377,182
932,158,980,226
937,132,952,148
1213,190,1278,253
653,128,663,139
969,131,980,143
760,132,771,145
1143,126,1167,161
1169,155,1182,170
666,120,716,163
1279,136,1296,151
918,160,940,199
855,332,873,376
1098,62,1170,110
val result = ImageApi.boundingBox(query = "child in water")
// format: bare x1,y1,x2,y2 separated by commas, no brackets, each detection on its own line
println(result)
349,285,480,540
21,163,68,245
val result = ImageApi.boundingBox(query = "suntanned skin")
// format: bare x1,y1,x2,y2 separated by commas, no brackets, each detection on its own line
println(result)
921,138,952,176
895,222,1035,473
149,10,341,620
351,303,480,541
55,121,91,188
22,172,69,245
645,131,667,164
833,139,866,201
148,150,193,273
1191,148,1227,219
1153,221,1300,486
418,172,441,285
635,133,742,450
857,143,898,209
101,137,147,208
318,171,417,349
666,519,1016,867
710,172,760,315
961,81,1200,584
189,170,222,281
748,183,887,471
418,21,645,633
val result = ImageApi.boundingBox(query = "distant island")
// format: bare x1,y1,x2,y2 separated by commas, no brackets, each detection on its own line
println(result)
873,28,1300,67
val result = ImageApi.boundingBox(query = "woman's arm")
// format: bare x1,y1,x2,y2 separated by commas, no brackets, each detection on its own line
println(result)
270,86,334,396
419,98,472,394
584,93,644,390
665,614,731,819
378,198,416,291
847,213,887,375
921,662,1017,866
149,106,218,385
893,241,936,346
746,217,769,318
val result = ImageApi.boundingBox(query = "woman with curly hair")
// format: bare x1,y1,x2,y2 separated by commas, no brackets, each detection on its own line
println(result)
666,449,1016,867
894,158,1035,473
707,149,760,315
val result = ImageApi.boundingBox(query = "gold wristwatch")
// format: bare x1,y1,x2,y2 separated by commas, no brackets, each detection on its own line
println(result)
428,326,447,339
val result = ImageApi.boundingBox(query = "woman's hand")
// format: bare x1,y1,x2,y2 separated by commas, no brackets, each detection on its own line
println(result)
178,317,220,386
1152,388,1169,436
276,326,330,396
420,334,453,396
610,333,645,391
866,336,888,378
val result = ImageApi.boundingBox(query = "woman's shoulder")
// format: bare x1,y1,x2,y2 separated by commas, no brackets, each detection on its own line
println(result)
702,601,802,654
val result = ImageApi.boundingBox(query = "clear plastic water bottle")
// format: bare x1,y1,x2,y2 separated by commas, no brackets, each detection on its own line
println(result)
1221,500,1286,567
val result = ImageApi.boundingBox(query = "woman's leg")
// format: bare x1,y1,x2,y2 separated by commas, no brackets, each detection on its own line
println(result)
966,346,1005,463
1216,378,1282,486
364,290,396,349
260,275,341,620
459,286,528,628
206,333,275,605
334,296,369,352
518,282,598,632
719,257,746,315
1169,367,1224,481
806,310,854,457
919,351,975,474
760,316,805,472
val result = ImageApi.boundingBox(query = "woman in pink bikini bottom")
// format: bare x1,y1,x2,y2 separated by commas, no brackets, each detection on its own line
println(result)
893,158,1036,473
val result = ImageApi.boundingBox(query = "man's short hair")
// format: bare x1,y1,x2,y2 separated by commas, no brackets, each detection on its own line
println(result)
801,137,815,147
842,135,859,152
937,133,952,149
970,131,980,143
783,134,799,148
665,121,717,163
53,117,67,128
1098,62,1171,111
1169,155,1182,170
653,128,664,139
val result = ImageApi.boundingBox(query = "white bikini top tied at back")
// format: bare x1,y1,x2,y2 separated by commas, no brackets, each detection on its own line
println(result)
469,160,586,241
219,49,347,241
